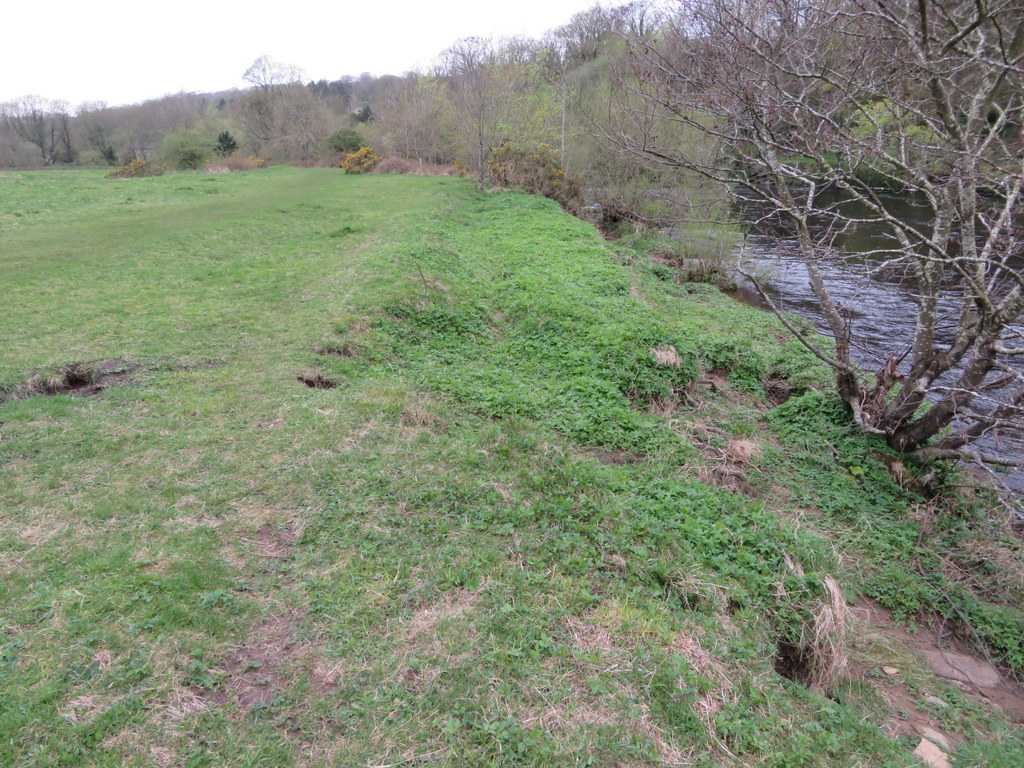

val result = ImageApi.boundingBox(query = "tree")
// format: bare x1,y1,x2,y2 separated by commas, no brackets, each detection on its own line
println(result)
440,37,511,186
325,127,365,154
239,56,303,153
77,102,119,166
238,57,327,160
0,95,75,164
615,0,1024,471
242,56,304,93
374,73,459,163
215,130,238,156
275,83,328,161
440,36,560,186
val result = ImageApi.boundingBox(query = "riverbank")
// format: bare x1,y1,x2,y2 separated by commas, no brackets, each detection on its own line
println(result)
1,168,1021,766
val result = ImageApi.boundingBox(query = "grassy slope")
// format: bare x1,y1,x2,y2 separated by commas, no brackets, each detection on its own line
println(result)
1,168,1020,767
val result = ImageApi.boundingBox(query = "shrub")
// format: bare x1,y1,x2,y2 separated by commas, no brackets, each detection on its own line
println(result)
77,150,113,168
160,129,214,170
486,141,582,212
105,159,163,179
326,128,366,154
341,146,381,174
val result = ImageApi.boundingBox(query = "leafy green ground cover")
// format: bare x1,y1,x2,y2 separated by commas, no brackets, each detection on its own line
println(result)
1,168,1021,767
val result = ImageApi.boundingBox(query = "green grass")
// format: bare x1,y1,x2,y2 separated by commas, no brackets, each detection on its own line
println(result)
1,168,1021,767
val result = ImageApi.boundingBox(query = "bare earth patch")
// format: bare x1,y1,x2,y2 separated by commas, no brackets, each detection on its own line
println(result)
212,608,309,711
248,520,302,560
3,359,138,401
849,599,1024,745
298,372,338,389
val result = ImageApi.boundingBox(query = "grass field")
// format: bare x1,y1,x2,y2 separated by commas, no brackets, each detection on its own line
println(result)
1,168,1021,767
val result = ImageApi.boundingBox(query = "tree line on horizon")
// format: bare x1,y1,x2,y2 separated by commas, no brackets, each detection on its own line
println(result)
0,3,657,219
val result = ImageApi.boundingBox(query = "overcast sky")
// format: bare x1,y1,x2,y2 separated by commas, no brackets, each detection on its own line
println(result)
1,1,606,109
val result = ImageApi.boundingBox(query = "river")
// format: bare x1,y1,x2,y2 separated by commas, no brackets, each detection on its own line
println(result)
724,190,1024,498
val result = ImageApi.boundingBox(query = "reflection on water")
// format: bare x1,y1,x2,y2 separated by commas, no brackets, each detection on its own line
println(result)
727,189,1024,495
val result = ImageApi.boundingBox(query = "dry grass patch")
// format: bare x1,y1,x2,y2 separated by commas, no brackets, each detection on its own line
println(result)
670,629,736,723
673,416,768,497
58,693,119,724
405,589,479,644
16,519,71,546
372,158,458,176
942,536,1024,607
650,346,683,369
565,615,618,656
633,703,695,765
246,519,302,560
146,746,177,767
315,342,360,358
399,403,448,432
158,685,209,723
725,439,761,464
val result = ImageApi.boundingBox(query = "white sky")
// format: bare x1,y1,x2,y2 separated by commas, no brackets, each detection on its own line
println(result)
1,1,606,109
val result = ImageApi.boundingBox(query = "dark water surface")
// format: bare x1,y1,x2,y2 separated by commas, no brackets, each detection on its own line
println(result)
726,190,1024,497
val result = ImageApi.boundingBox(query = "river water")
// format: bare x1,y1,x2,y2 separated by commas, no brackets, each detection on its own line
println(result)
723,190,1024,497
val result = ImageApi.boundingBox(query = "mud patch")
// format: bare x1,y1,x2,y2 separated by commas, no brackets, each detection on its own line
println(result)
298,373,337,389
199,609,309,712
851,600,1024,723
2,359,137,402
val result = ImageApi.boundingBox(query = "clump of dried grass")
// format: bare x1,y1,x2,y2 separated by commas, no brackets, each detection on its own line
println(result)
372,158,458,176
809,576,850,691
314,342,360,358
671,628,736,729
208,154,264,172
775,559,851,693
650,345,683,369
399,403,447,430
8,371,88,400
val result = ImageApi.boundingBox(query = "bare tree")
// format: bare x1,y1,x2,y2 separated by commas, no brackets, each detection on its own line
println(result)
376,74,454,163
242,56,305,93
275,83,328,162
239,56,310,155
439,37,551,186
0,95,75,164
440,37,509,186
613,0,1024,472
